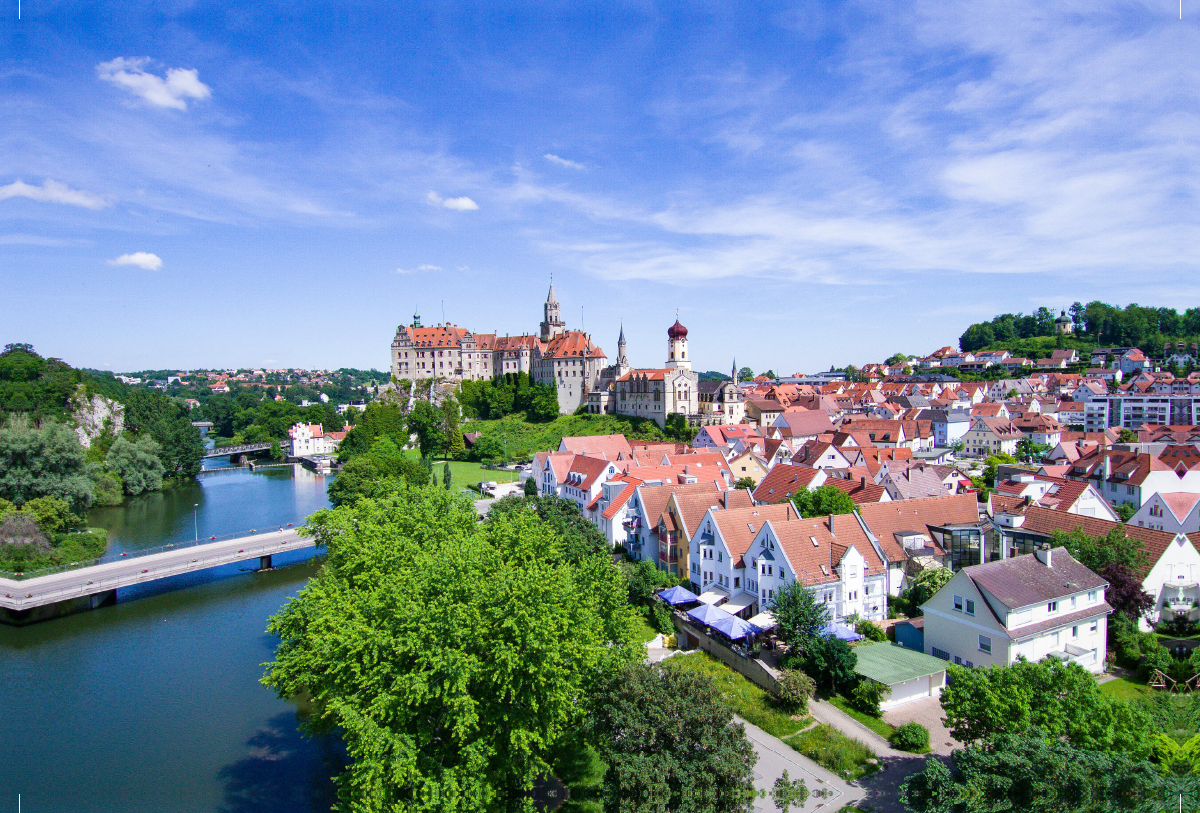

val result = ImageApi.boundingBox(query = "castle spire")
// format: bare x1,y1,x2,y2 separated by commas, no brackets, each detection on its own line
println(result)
732,358,737,385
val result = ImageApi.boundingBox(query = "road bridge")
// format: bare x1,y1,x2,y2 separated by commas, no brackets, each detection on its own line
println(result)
202,442,274,459
0,529,313,625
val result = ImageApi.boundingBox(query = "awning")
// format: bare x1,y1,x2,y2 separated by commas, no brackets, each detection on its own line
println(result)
822,622,863,641
656,585,699,606
696,587,730,606
747,611,777,631
722,591,757,614
687,602,734,626
709,613,762,641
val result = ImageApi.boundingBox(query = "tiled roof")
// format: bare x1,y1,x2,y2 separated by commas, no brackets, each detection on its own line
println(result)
822,476,889,505
559,434,632,460
774,408,836,437
1161,492,1200,521
670,489,754,539
566,455,612,490
600,479,639,520
1018,506,1179,577
542,330,606,359
403,325,471,347
636,481,724,530
856,493,980,563
710,503,799,558
752,464,824,503
763,512,884,587
964,547,1107,610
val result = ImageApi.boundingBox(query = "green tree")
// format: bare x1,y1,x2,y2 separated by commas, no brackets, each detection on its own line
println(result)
939,659,1150,755
905,567,954,613
407,400,448,458
326,439,430,507
770,770,808,812
0,416,93,512
105,435,165,495
1118,428,1139,444
121,389,204,477
528,386,562,423
1048,525,1146,574
738,367,754,382
980,453,1016,488
794,634,857,693
22,496,82,536
899,757,957,813
733,476,757,490
263,482,638,812
91,471,124,506
488,494,609,564
443,461,451,490
1015,438,1049,463
336,402,407,461
886,353,910,367
771,581,831,651
523,477,538,497
442,397,466,459
790,484,856,518
591,662,757,813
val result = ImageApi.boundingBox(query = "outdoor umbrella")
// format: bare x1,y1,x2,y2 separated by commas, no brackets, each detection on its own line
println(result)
657,585,699,606
687,602,734,626
822,621,863,641
709,613,761,641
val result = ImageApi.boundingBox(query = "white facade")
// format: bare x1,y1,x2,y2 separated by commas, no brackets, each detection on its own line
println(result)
1131,492,1200,534
1140,534,1200,628
921,548,1109,674
288,423,342,457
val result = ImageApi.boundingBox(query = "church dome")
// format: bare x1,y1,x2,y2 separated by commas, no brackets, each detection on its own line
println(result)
668,319,688,339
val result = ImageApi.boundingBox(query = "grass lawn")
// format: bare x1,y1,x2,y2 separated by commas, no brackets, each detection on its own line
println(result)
632,611,660,645
828,694,896,741
460,412,668,462
402,450,514,491
788,724,877,780
664,651,809,740
1100,675,1152,700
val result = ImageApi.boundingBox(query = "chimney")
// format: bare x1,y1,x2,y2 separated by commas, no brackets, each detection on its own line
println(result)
829,513,835,534
860,476,867,488
1034,544,1052,567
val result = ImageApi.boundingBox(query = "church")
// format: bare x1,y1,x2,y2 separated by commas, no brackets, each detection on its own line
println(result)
587,319,705,428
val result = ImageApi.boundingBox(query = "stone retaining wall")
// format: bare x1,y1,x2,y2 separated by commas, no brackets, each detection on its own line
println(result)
672,614,782,695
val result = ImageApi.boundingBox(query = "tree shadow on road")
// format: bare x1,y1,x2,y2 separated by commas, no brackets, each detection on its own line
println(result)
217,712,344,813
858,754,952,813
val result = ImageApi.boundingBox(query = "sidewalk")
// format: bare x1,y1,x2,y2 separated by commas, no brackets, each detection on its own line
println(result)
736,716,865,813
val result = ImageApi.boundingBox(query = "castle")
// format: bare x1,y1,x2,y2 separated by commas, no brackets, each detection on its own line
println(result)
391,285,729,425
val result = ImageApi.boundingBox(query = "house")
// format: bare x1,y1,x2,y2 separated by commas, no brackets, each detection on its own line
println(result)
878,464,961,501
1065,446,1200,508
689,503,800,606
1130,492,1200,534
745,397,787,426
727,448,770,485
1011,414,1064,448
961,417,1025,458
1117,348,1151,375
990,474,1118,521
822,475,892,506
853,643,948,710
663,489,755,579
696,379,746,425
855,493,985,594
288,423,350,457
770,408,836,441
790,440,854,469
693,424,763,452
751,464,828,504
921,547,1110,674
559,455,621,515
558,433,633,460
742,511,889,622
624,481,727,563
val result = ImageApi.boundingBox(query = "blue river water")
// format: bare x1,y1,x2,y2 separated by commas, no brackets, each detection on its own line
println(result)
0,463,341,813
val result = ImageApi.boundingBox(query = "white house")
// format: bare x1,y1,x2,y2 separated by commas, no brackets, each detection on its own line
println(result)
1131,492,1200,534
689,503,799,614
288,423,350,457
921,546,1110,674
1140,533,1200,628
743,512,889,623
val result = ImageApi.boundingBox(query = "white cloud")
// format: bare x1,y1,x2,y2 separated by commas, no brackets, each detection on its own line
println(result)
425,191,479,210
544,153,585,170
396,263,442,274
106,252,163,270
96,57,211,110
0,179,108,209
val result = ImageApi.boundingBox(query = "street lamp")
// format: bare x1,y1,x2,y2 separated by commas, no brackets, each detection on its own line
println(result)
193,503,199,542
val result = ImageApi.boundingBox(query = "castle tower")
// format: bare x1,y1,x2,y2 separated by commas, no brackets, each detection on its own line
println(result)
540,282,565,341
412,308,421,328
732,358,737,385
616,323,630,373
666,319,690,370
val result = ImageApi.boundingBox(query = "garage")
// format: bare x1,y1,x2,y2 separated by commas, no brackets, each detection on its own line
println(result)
852,642,948,710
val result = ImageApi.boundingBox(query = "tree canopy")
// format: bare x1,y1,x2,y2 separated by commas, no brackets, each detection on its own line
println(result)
790,484,856,519
0,416,93,512
263,482,639,812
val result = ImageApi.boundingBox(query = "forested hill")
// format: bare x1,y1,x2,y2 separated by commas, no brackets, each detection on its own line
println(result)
959,302,1200,356
0,343,130,419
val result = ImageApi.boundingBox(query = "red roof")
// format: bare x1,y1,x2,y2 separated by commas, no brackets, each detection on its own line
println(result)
752,464,824,504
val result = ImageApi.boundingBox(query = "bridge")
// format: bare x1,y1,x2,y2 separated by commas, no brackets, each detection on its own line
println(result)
202,442,275,459
0,529,314,625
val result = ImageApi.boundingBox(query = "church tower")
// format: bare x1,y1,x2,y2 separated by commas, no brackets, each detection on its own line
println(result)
540,282,565,341
666,319,690,370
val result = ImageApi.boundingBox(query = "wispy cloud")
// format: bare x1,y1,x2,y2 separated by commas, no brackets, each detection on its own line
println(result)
0,179,108,209
425,191,479,210
0,234,90,247
396,263,443,274
106,252,163,270
544,154,585,170
96,57,211,110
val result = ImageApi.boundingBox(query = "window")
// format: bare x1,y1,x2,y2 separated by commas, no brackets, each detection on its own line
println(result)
965,599,975,616
1088,590,1097,602
954,656,963,665
978,635,992,654
953,595,964,612
1072,626,1079,638
965,660,974,668
931,647,950,661
1090,621,1098,633
734,577,740,589
1047,601,1057,613
1071,595,1077,609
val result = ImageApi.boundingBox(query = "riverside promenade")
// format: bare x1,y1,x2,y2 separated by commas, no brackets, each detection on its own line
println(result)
0,528,312,624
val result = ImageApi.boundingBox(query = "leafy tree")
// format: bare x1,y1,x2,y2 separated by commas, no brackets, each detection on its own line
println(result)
337,402,407,461
0,416,93,512
622,558,677,607
91,470,124,506
442,397,466,459
886,353,911,367
1015,438,1049,463
664,413,692,442
264,482,639,812
590,663,756,813
790,484,855,519
794,634,857,693
905,567,954,613
1118,428,1139,444
900,756,957,813
488,494,609,564
1101,562,1155,621
528,386,561,423
770,770,808,812
980,453,1016,488
523,477,538,497
738,367,754,382
121,389,204,477
407,400,448,458
854,618,887,642
104,435,165,495
469,434,505,464
939,659,1151,755
21,496,82,536
1116,502,1137,522
771,581,830,651
776,670,816,714
1048,525,1146,574
733,476,757,490
442,461,451,490
959,323,995,353
850,678,890,717
326,437,430,506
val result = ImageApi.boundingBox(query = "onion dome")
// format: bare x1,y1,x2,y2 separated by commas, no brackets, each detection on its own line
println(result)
668,319,688,339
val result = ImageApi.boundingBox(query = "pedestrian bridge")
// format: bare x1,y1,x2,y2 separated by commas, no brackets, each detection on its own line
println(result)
202,442,274,458
0,529,314,625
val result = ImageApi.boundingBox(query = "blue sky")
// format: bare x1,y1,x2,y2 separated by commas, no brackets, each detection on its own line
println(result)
2,1,1196,374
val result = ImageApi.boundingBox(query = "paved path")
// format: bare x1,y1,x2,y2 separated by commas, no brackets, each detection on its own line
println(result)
882,697,959,757
0,529,309,612
736,717,865,813
809,699,905,760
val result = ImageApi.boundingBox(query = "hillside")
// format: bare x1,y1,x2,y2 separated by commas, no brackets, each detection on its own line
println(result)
461,412,669,463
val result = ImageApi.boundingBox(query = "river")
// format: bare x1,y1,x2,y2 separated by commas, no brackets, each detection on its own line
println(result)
0,463,341,813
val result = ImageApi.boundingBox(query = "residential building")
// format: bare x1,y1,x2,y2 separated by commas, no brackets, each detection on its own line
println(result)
1130,492,1200,534
1064,446,1200,508
688,502,799,607
288,422,351,457
961,416,1024,458
752,464,828,504
989,474,1118,521
921,547,1110,674
727,448,770,485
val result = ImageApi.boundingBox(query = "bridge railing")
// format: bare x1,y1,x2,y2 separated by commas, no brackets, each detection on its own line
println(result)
0,525,314,581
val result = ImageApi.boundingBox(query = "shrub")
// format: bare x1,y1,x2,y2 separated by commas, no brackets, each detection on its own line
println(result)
890,722,930,752
92,472,124,506
855,619,887,642
1140,640,1174,682
793,634,858,693
850,679,890,718
776,669,816,714
788,724,874,774
651,602,675,634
